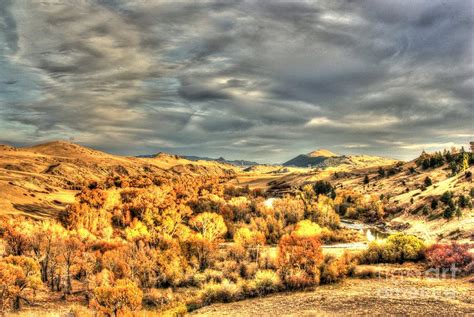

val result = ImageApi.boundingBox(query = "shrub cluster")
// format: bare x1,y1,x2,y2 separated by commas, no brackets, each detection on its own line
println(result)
424,242,473,275
361,233,425,264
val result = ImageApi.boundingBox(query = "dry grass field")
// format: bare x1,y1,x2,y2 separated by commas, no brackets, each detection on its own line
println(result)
193,276,474,316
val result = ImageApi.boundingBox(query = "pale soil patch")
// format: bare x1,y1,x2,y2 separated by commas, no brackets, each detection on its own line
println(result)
192,277,474,316
391,211,474,244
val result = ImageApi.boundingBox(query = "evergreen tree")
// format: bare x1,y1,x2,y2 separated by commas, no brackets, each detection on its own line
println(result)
443,206,454,219
378,167,385,177
363,175,369,185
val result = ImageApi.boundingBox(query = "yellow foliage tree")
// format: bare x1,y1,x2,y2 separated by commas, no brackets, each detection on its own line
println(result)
125,220,150,242
234,227,266,261
94,279,142,316
189,212,227,242
0,256,41,311
293,220,322,238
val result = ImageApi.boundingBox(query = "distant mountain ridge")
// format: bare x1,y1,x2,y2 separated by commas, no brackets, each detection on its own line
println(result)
137,153,259,167
183,155,259,167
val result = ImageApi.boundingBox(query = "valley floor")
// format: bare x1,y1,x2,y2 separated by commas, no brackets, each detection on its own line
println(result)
192,277,474,316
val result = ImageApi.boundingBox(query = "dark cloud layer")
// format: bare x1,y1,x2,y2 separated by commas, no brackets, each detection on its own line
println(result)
0,0,472,162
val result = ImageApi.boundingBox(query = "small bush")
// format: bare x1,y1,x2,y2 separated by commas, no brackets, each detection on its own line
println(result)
253,270,281,295
283,269,321,290
443,206,455,219
228,244,246,261
192,268,225,287
240,262,258,279
203,269,224,284
320,256,348,284
458,195,472,209
422,205,430,215
258,249,278,270
221,260,240,282
440,191,453,204
142,288,174,308
362,241,385,263
200,279,241,304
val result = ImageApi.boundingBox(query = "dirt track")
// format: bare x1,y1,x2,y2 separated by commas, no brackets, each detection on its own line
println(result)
192,277,474,316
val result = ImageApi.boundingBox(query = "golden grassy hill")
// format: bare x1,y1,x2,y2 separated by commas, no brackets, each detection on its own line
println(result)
0,141,237,219
231,154,398,192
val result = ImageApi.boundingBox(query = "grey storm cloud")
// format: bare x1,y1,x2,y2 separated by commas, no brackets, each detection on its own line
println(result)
0,0,472,162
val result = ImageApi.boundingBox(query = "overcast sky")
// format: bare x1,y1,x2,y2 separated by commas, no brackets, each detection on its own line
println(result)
0,1,472,163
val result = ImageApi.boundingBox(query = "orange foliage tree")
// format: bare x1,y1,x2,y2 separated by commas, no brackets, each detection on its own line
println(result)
0,256,41,311
277,233,323,289
93,278,143,316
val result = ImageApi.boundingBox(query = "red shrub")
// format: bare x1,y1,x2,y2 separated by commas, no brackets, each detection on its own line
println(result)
424,242,473,274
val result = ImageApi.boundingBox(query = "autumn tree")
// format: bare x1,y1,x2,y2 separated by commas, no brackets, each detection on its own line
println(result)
153,243,190,287
1,225,31,256
234,227,265,261
310,195,340,228
124,220,150,242
29,221,67,283
101,248,133,281
273,196,305,226
189,212,227,242
182,234,215,271
312,180,335,198
0,256,41,311
425,242,472,274
293,220,322,238
64,188,110,234
94,279,143,316
60,237,84,296
277,233,323,289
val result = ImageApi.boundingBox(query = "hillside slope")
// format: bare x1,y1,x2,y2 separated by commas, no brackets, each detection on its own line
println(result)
0,141,236,218
328,154,474,243
233,149,473,242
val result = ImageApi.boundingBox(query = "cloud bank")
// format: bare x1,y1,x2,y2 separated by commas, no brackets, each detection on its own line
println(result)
0,0,472,162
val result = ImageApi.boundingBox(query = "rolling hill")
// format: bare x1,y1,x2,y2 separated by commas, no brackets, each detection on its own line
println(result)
0,141,237,219
283,148,396,169
283,148,338,167
1,141,472,243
